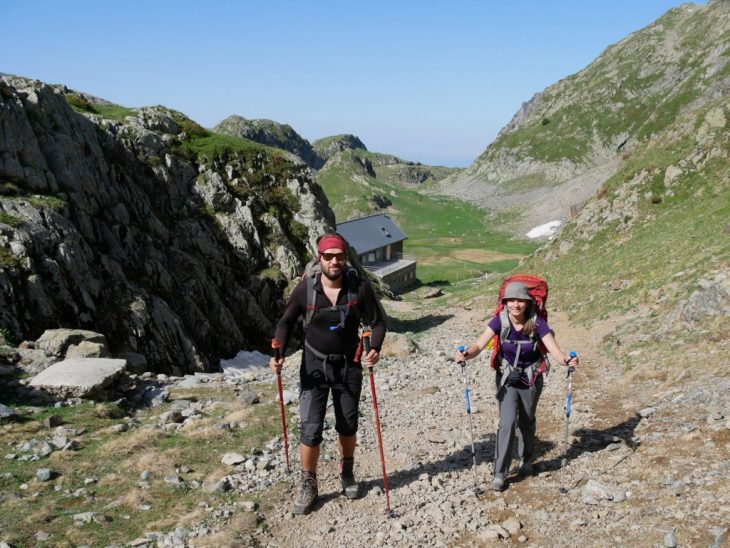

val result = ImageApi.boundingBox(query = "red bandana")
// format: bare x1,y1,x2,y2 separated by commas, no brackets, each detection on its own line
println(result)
317,234,347,256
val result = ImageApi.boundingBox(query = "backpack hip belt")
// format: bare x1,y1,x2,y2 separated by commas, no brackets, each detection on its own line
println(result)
304,340,351,384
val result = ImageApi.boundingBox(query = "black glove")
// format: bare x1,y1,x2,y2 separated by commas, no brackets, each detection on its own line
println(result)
507,369,523,387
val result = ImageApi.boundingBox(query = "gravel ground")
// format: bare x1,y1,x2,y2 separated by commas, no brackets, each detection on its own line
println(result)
249,304,730,547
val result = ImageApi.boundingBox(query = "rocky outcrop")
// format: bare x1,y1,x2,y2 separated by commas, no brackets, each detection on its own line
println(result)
312,134,367,163
0,76,335,373
369,194,393,209
214,115,324,169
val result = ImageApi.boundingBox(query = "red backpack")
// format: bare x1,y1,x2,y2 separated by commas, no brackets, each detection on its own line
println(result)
489,274,550,374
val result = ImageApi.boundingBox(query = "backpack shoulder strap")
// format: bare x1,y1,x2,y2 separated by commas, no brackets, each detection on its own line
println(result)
303,272,319,329
499,308,511,344
345,268,360,303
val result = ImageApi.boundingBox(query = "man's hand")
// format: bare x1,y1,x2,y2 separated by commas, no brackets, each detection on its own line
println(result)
362,349,380,367
269,356,284,373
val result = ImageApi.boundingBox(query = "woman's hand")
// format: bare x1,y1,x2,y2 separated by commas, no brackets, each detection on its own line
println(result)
455,346,470,363
564,354,579,368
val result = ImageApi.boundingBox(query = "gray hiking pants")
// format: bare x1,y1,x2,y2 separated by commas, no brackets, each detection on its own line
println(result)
493,374,544,478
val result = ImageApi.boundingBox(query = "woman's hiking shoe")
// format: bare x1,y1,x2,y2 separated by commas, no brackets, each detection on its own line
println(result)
340,457,359,499
293,471,318,515
489,475,506,492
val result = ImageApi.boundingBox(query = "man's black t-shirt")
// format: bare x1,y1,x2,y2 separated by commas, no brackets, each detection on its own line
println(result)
274,273,387,357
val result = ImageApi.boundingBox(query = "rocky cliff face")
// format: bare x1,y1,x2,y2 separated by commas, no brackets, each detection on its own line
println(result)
214,115,324,169
439,0,730,235
0,76,334,374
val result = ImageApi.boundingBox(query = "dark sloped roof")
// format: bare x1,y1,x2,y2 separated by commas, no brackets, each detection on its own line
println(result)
336,213,407,255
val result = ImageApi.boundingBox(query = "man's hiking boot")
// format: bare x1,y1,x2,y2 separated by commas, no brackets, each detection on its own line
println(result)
517,460,534,477
339,457,359,499
293,471,318,515
489,475,506,492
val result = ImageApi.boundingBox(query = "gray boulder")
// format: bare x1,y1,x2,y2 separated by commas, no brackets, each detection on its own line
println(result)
29,358,126,399
680,271,730,325
35,329,108,358
0,404,17,420
16,348,57,375
380,332,419,360
65,340,110,359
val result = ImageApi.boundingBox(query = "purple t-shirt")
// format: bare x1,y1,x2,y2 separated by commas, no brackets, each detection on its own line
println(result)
488,314,552,368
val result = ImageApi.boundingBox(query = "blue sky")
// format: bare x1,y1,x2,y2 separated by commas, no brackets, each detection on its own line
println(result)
1,1,695,167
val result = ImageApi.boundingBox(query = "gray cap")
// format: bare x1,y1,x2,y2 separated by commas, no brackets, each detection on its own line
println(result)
502,282,533,302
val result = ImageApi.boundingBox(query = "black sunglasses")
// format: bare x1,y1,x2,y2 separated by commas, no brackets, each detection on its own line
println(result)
321,252,346,262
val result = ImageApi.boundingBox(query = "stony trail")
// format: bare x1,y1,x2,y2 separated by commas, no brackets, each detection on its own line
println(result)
244,303,730,547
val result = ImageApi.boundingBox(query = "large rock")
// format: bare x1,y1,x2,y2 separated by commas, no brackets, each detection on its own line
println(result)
380,332,419,360
0,403,17,420
16,348,55,375
35,329,108,358
29,358,127,399
65,340,110,359
679,271,730,325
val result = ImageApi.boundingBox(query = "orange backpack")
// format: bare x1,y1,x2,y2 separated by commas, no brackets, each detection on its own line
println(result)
489,274,550,374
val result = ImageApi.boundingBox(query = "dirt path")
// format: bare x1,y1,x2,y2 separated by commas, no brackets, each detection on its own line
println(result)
244,304,729,547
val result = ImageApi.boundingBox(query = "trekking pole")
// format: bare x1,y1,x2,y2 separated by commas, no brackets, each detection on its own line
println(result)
457,346,482,494
559,351,577,494
271,339,291,474
362,330,394,516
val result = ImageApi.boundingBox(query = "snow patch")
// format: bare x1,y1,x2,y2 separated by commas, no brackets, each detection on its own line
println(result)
526,220,562,239
220,350,270,379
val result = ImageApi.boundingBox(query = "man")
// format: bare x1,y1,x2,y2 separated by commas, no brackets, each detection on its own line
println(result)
270,233,387,515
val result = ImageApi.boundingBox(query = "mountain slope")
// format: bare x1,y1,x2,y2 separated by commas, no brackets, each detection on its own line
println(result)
521,94,729,370
438,0,730,236
316,147,459,222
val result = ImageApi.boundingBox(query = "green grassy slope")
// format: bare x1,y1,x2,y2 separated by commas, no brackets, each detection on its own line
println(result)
460,2,729,194
316,149,534,284
520,98,729,366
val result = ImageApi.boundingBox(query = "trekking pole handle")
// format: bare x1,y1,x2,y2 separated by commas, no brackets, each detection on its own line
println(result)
271,339,282,360
457,345,467,365
456,346,472,413
566,351,577,377
362,330,372,366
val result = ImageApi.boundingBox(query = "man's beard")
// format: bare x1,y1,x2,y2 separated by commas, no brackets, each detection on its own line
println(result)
322,268,343,281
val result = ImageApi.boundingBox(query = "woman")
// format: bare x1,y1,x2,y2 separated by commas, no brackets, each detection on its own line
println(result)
454,281,578,491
